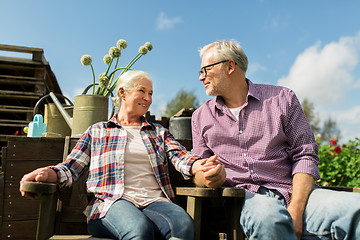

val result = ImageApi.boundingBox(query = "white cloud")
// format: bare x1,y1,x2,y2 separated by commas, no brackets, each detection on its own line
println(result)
247,62,267,76
329,106,360,142
277,32,360,141
278,32,360,105
157,12,182,30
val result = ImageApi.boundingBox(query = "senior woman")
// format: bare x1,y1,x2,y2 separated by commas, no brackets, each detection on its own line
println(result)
20,70,225,240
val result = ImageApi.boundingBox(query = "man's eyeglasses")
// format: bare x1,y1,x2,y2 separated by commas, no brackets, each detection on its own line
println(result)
199,60,229,77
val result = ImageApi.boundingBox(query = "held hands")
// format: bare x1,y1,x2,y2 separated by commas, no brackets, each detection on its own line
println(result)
19,167,58,199
191,155,226,188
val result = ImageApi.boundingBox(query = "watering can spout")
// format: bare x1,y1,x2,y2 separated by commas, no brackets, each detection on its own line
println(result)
49,92,73,128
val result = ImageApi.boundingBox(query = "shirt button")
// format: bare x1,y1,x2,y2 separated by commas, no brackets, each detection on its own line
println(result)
239,130,243,134
243,153,247,157
250,170,254,174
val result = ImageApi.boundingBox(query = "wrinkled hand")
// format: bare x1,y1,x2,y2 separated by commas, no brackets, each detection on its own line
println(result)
192,155,226,188
19,167,57,199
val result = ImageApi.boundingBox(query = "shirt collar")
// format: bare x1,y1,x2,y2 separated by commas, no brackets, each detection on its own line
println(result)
107,114,155,130
214,78,260,110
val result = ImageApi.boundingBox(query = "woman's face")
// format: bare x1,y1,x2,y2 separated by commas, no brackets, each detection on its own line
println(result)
121,77,153,117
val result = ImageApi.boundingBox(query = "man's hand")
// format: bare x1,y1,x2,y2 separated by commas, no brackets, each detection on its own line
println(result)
287,173,314,239
19,167,58,199
192,155,226,188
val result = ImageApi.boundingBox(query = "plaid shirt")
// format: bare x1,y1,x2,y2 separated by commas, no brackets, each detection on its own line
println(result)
191,79,320,205
51,115,200,221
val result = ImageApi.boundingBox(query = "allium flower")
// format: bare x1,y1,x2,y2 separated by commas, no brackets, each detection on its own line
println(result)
99,73,109,88
81,55,92,66
334,146,342,153
109,47,121,58
103,54,112,65
139,46,148,55
117,39,127,50
144,42,153,51
80,39,152,96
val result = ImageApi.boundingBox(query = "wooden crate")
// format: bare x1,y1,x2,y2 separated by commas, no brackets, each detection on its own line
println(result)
0,44,63,135
0,136,65,239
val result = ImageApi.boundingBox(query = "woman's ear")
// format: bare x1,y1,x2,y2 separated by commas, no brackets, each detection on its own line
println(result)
119,87,126,100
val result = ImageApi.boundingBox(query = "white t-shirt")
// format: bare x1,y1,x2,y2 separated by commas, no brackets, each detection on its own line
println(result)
229,106,242,121
122,126,169,208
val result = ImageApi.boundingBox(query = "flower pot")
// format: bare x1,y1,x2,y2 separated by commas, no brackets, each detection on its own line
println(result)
169,117,192,140
71,94,109,137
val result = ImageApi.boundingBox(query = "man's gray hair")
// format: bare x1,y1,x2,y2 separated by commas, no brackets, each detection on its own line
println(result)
199,40,248,73
112,70,151,108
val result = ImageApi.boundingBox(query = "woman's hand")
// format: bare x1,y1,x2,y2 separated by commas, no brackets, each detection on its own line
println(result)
192,155,226,188
19,167,58,198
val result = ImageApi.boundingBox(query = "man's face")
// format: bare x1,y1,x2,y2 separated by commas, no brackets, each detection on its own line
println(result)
199,49,229,96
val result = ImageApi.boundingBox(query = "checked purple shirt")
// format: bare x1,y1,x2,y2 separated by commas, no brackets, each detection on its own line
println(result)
51,115,200,221
191,79,320,205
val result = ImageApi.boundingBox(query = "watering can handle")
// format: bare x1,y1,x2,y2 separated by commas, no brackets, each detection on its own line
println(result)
82,83,116,119
33,93,73,116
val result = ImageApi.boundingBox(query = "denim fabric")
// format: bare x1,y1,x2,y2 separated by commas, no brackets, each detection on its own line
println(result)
88,199,194,240
240,187,360,240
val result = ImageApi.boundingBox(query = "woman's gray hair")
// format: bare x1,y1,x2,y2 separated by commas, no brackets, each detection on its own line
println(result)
112,70,151,108
199,40,248,73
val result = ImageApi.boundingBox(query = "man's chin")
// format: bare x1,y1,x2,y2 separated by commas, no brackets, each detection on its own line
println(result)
205,89,218,97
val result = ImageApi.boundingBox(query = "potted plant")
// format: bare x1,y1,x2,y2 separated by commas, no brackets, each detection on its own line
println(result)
71,39,153,137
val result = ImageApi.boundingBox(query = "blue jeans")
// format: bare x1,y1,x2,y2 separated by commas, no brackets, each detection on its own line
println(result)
88,199,194,240
240,187,360,240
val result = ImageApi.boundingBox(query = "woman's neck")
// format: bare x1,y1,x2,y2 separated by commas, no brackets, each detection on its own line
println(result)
117,109,142,126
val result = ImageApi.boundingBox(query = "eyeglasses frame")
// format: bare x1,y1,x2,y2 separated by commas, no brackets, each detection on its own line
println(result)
199,60,230,77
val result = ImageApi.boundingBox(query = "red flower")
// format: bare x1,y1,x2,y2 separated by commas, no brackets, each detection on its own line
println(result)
334,146,341,153
331,140,337,146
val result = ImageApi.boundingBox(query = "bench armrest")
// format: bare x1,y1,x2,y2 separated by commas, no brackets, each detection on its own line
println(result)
176,187,245,198
22,181,59,240
22,181,58,195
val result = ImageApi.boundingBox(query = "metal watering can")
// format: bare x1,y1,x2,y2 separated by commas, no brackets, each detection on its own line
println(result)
49,92,114,137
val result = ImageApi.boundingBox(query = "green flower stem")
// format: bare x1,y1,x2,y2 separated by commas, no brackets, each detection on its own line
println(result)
104,53,143,96
108,57,120,88
124,53,142,70
102,67,130,96
90,64,96,95
105,58,114,76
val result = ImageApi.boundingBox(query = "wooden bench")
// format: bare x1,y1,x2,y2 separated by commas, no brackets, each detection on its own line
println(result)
21,137,246,240
20,136,360,240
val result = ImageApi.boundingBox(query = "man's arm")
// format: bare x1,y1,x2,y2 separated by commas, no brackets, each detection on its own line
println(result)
287,173,314,240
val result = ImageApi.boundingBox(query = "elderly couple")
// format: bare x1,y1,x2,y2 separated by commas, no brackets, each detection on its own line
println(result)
20,40,360,240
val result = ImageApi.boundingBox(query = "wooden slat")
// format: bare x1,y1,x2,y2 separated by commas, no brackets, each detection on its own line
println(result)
6,140,65,160
0,106,33,113
0,119,28,123
0,123,28,128
0,60,44,69
0,44,43,55
0,78,44,86
1,220,37,240
0,44,45,63
0,74,43,81
0,90,43,96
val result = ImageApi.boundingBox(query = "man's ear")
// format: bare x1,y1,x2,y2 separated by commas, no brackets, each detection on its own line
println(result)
228,60,236,75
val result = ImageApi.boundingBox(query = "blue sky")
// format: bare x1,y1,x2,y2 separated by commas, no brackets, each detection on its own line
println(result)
1,0,360,142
